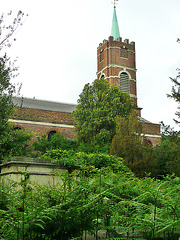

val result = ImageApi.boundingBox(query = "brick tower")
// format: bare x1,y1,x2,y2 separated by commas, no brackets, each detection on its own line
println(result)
97,5,138,106
96,4,161,145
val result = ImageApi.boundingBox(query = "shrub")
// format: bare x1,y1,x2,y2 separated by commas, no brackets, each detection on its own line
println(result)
32,132,78,155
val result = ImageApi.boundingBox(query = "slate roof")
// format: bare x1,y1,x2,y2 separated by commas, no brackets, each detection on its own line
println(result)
12,97,158,125
138,116,153,124
12,96,77,113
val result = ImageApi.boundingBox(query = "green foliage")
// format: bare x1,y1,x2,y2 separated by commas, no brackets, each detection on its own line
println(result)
40,149,129,174
0,55,32,162
73,79,134,147
0,169,179,240
77,141,110,154
0,54,15,134
167,68,180,123
0,12,31,162
33,132,78,155
110,111,158,177
0,128,32,161
154,123,180,177
40,149,78,169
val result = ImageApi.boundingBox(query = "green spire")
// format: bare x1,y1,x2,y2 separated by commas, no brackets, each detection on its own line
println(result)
111,6,120,40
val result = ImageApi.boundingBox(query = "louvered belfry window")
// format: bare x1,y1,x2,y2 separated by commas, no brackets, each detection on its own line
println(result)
120,72,130,94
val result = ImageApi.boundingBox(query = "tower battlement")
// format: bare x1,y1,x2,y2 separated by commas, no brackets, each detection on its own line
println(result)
98,36,135,49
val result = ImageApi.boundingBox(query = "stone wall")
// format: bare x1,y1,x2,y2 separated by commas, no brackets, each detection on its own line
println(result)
0,157,79,186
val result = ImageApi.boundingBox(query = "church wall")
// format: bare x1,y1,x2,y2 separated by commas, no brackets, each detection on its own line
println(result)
142,122,160,135
10,107,161,146
130,81,136,96
12,107,75,125
145,135,161,147
10,120,75,140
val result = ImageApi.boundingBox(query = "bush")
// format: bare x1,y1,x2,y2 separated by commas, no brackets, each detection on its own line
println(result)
40,149,130,174
0,128,32,161
32,132,78,155
40,149,79,169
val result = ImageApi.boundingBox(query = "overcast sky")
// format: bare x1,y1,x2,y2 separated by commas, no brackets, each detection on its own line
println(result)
2,0,180,130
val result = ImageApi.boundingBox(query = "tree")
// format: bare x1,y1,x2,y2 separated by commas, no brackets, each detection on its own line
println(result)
0,54,15,134
0,10,27,49
110,111,158,177
154,122,180,177
0,55,32,161
167,39,180,124
167,69,180,124
73,79,134,148
0,11,31,161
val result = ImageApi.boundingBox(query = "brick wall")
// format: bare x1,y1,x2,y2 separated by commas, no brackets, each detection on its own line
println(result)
97,36,137,105
10,107,75,140
142,122,160,135
10,108,161,146
12,107,75,125
146,136,161,147
11,121,75,140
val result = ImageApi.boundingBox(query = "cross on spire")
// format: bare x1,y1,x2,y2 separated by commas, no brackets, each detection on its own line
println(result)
112,0,118,8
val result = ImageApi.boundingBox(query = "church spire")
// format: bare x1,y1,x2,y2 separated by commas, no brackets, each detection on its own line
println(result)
111,3,120,40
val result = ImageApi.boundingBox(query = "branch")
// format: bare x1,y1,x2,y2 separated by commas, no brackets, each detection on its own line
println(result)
0,10,28,49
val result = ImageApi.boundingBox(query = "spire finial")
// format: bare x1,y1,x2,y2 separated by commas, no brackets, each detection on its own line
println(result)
111,0,120,40
112,0,118,8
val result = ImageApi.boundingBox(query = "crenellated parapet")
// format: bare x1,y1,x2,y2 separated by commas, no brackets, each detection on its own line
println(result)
98,36,135,49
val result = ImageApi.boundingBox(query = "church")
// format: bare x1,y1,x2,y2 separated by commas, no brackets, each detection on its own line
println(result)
10,4,161,146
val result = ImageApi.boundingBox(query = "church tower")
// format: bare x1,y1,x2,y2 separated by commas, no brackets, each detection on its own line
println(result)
97,5,138,106
97,3,161,145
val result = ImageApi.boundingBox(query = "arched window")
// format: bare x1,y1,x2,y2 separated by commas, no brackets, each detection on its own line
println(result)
48,130,57,141
120,72,130,94
100,74,105,79
100,49,104,62
13,126,22,130
143,138,153,146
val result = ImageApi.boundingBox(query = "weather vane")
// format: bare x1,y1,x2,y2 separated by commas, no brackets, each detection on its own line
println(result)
112,0,118,8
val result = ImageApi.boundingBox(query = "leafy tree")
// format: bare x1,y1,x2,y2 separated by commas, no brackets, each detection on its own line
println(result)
167,68,180,124
0,55,32,161
110,111,158,177
154,122,180,177
73,79,134,148
167,38,180,124
0,11,31,161
0,54,16,134
0,10,27,129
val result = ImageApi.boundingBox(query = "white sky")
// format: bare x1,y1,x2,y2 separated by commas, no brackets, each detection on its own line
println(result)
2,0,180,131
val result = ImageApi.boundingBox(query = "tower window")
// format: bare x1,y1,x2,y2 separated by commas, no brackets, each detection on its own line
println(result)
100,74,105,79
100,49,104,62
120,72,130,94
